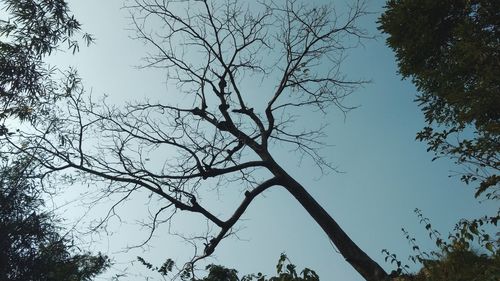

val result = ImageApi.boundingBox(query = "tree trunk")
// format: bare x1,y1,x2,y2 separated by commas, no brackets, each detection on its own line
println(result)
265,156,389,281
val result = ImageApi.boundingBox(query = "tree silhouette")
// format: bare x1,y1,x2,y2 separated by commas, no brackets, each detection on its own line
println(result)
5,1,389,280
0,156,110,281
0,1,108,280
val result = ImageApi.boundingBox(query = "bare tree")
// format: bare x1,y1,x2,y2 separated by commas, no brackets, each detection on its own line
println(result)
6,0,389,280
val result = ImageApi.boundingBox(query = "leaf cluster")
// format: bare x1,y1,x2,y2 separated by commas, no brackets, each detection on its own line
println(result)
379,0,500,199
0,0,93,130
0,157,110,281
137,253,320,281
383,209,500,281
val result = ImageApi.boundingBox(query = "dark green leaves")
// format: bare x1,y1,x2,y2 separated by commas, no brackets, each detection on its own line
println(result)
0,158,110,281
0,0,91,129
379,0,500,199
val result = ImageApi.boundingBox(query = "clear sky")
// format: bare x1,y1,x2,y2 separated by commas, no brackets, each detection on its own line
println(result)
46,0,497,280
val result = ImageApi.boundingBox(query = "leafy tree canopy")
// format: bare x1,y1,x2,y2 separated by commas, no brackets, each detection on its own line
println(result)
378,0,500,199
0,1,108,280
0,0,92,131
0,157,110,281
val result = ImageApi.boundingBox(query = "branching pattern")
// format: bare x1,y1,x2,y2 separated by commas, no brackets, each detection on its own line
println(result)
4,1,388,280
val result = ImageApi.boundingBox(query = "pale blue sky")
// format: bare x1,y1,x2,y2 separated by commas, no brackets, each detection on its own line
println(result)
46,1,497,280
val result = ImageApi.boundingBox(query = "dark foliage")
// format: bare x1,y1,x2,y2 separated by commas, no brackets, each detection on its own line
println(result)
0,158,109,281
0,1,108,280
379,0,500,199
384,209,500,281
0,0,92,130
138,253,320,281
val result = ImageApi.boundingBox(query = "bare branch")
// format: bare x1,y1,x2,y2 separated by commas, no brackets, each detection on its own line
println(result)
3,1,389,280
